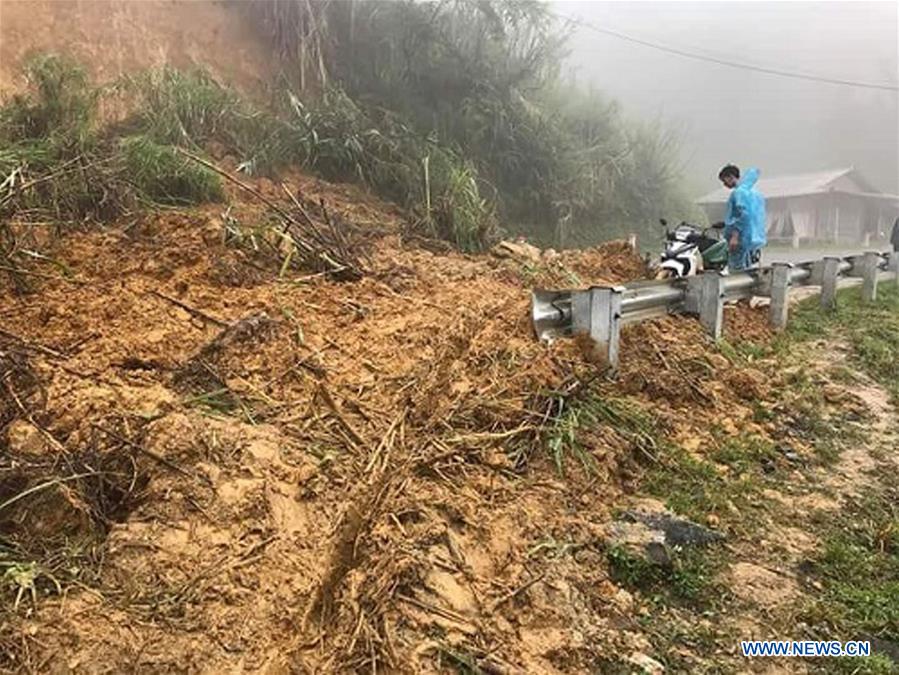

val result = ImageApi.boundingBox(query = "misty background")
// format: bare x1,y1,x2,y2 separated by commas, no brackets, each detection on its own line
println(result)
554,1,899,198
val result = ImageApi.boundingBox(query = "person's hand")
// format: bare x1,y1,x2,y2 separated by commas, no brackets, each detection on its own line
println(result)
729,232,739,252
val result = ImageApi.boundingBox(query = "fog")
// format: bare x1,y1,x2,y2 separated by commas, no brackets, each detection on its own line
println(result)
554,1,899,198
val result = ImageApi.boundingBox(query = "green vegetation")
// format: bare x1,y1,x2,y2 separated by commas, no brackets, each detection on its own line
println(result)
0,55,225,228
630,306,898,671
823,655,896,675
717,336,771,364
607,545,723,606
3,1,699,261
801,487,899,674
545,387,659,475
0,558,59,611
644,441,768,533
119,136,223,205
545,394,599,475
279,89,495,250
250,0,699,247
710,433,777,475
0,55,496,258
790,284,899,403
0,53,95,146
777,366,868,464
121,67,248,149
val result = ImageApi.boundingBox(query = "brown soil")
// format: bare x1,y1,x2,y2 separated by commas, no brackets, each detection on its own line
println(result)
2,171,895,673
1,5,894,670
0,0,275,96
724,303,776,345
0,166,702,672
728,562,800,609
5,157,892,671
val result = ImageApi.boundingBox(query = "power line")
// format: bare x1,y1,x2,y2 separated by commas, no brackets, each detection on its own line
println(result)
556,12,899,92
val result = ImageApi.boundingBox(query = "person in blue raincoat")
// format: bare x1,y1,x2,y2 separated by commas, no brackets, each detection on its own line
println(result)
718,164,767,271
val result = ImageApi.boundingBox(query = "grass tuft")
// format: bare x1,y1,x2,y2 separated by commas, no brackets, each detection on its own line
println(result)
545,387,660,476
800,487,899,671
121,67,240,148
790,285,899,404
644,440,768,533
607,545,723,606
1,56,498,255
119,136,223,205
0,53,96,145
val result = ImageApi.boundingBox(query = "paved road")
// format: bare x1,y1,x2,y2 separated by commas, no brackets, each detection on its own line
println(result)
762,246,891,266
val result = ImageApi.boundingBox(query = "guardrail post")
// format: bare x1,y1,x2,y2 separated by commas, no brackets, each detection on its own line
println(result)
590,287,623,372
820,256,841,310
809,260,825,286
699,272,725,339
769,262,792,331
571,289,591,335
572,286,623,372
861,251,880,303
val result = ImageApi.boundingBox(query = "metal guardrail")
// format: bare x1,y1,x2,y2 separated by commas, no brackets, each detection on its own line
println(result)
531,250,899,371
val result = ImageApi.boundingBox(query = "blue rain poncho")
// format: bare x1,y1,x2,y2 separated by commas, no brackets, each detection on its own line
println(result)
724,167,767,252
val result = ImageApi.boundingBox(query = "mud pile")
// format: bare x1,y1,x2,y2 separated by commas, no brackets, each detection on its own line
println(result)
0,171,780,672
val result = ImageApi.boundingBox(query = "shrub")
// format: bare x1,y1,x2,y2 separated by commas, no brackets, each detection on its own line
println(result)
119,135,224,205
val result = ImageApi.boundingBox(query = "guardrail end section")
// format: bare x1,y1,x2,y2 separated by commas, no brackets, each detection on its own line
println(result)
586,286,623,373
531,289,573,342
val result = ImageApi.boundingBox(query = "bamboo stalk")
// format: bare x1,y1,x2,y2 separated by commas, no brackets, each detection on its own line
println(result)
149,289,228,328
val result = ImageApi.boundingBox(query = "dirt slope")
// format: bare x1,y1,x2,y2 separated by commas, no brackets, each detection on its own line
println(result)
0,170,674,672
0,0,274,94
4,161,888,672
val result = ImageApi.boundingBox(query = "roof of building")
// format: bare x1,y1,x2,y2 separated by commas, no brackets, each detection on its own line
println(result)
696,167,882,204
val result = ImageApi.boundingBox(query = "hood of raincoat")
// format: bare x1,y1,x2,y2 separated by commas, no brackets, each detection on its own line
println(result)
739,167,760,190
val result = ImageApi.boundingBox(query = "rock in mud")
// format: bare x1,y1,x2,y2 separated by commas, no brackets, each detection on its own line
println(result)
491,239,541,263
606,520,671,566
605,502,725,566
865,635,899,665
627,651,665,674
776,443,804,465
623,508,725,548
